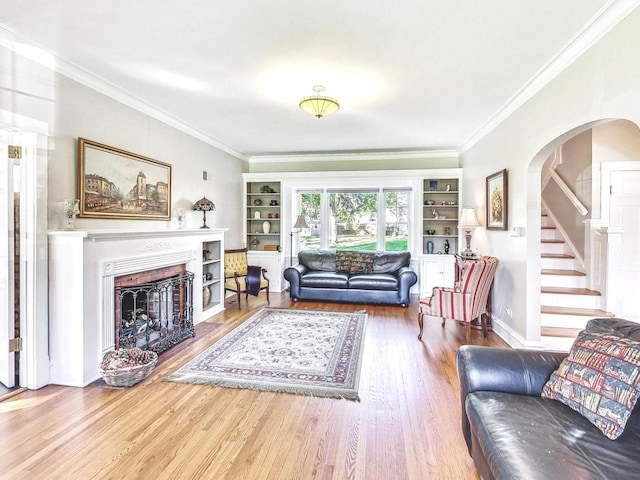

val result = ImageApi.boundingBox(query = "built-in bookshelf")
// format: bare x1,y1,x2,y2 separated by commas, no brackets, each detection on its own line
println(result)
246,181,281,252
422,177,459,255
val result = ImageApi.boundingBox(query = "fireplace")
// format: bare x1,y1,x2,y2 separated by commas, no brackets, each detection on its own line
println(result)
115,264,194,354
48,228,226,387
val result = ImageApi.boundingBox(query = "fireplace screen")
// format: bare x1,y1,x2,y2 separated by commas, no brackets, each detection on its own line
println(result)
115,271,194,354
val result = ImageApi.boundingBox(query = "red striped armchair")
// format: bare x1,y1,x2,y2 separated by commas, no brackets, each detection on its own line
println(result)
418,256,498,344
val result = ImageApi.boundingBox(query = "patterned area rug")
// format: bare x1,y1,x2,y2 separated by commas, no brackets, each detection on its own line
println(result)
164,308,367,400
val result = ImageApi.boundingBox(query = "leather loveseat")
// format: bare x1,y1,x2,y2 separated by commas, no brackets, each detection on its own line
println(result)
284,250,417,307
456,317,640,480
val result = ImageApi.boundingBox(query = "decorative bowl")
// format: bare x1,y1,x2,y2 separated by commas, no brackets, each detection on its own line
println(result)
99,348,158,388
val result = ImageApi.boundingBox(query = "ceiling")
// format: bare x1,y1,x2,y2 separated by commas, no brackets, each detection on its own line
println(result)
0,1,633,160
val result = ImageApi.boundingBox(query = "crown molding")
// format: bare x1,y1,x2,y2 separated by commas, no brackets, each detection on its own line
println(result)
460,0,640,153
3,0,638,164
0,24,249,162
248,149,458,164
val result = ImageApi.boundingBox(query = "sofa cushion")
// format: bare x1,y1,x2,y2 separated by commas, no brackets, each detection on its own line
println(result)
466,391,640,480
348,273,398,291
299,271,349,289
541,330,640,440
348,251,375,274
298,250,336,272
372,251,411,273
335,251,354,273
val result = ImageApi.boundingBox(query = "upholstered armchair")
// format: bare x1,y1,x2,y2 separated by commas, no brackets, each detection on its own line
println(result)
418,256,498,344
224,248,269,309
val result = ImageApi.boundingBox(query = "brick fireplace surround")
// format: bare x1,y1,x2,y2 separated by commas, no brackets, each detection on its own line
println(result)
48,228,225,387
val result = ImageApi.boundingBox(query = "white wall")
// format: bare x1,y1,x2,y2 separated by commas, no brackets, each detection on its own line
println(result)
459,7,640,346
1,43,248,387
0,44,247,247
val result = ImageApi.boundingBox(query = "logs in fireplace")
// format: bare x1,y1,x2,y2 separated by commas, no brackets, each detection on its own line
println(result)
115,266,194,354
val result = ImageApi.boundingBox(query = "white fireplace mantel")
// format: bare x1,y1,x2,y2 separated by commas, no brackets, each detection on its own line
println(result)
48,228,226,387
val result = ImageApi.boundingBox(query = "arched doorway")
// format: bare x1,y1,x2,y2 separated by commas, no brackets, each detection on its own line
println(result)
527,119,640,349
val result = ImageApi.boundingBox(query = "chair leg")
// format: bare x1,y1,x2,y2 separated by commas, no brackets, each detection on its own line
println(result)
481,313,488,338
441,317,446,328
265,286,270,305
236,290,241,309
465,322,471,344
418,313,424,340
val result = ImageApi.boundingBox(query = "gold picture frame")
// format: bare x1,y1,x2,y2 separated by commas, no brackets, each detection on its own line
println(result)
486,169,508,231
78,138,172,220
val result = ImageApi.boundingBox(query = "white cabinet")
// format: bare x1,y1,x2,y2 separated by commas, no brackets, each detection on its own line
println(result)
247,250,285,292
420,254,456,297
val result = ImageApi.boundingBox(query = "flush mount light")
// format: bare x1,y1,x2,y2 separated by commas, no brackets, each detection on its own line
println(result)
299,86,340,118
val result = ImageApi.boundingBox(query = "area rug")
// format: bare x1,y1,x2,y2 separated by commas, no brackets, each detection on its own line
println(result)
164,308,367,400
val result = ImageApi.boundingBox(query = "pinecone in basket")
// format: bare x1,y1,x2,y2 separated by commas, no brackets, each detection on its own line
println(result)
100,348,153,371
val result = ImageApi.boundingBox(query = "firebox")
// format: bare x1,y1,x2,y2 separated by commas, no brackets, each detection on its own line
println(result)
114,264,194,354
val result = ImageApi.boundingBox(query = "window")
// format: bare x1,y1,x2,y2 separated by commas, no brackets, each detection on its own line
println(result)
299,192,321,251
384,191,409,251
298,188,410,252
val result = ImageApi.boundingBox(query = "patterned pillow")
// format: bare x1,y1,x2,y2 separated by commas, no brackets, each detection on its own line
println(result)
349,251,375,274
541,330,640,440
335,251,353,273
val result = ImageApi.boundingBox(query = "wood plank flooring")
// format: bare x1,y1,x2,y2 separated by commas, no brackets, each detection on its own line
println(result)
0,293,508,480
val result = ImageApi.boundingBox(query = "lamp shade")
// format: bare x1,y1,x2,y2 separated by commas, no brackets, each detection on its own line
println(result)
299,86,339,118
193,196,215,229
458,207,480,228
293,215,309,230
193,196,215,211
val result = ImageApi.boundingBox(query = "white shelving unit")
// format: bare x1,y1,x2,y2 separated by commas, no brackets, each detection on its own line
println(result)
419,172,462,296
202,237,223,317
243,175,286,292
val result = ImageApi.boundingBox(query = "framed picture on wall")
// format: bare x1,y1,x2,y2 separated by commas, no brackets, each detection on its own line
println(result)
486,169,508,231
78,138,172,220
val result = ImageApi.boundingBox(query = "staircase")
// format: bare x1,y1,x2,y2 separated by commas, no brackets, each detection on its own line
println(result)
540,213,613,350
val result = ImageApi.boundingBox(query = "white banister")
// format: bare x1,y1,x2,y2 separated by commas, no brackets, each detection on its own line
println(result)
547,168,588,216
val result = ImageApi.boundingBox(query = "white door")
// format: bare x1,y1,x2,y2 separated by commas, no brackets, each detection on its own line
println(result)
609,170,640,322
0,139,15,388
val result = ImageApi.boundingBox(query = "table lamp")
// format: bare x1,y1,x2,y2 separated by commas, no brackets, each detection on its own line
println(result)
193,196,215,229
458,207,480,257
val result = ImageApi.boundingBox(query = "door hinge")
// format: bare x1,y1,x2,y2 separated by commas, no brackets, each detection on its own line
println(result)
9,337,22,352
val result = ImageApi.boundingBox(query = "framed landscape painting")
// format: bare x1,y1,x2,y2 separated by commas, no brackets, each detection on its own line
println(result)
78,138,172,220
486,169,508,231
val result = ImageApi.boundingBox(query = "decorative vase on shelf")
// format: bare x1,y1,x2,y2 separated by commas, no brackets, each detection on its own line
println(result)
426,241,434,254
63,199,80,230
202,286,211,306
262,221,271,234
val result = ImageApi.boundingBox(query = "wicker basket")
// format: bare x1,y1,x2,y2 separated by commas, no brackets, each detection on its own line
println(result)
99,350,158,388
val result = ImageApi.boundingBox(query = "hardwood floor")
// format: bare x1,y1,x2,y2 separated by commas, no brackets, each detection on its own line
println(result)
0,293,508,479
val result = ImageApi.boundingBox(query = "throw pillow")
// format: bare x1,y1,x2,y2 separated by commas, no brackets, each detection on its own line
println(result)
335,251,353,273
349,251,375,274
541,330,640,440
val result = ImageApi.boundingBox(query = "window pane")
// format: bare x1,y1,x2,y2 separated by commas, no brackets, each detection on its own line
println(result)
385,191,409,251
329,192,378,250
300,192,321,250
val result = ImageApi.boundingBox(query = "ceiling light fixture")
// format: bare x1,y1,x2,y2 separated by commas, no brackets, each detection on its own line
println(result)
299,86,340,118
